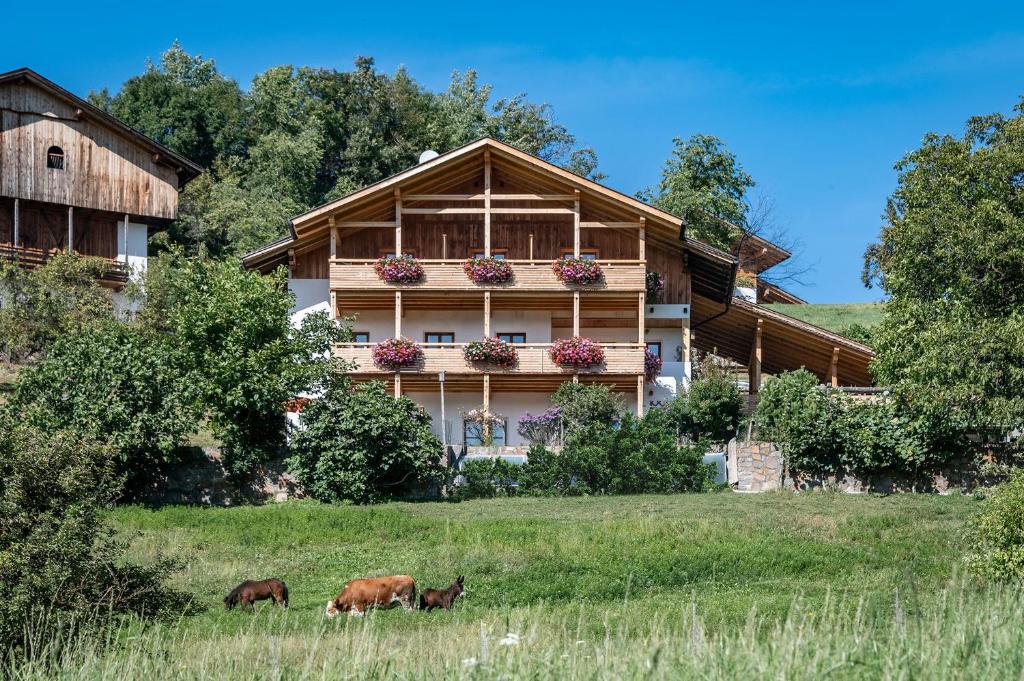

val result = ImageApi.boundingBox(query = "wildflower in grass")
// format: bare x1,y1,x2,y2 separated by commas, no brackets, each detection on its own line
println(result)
552,257,603,285
646,270,665,301
644,348,663,382
371,337,422,369
374,255,424,283
464,257,513,284
548,337,605,368
463,337,519,368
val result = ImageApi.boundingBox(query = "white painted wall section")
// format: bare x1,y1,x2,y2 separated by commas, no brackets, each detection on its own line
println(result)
289,279,330,326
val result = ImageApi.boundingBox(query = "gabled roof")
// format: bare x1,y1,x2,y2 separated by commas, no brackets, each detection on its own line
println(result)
244,137,739,301
0,67,203,186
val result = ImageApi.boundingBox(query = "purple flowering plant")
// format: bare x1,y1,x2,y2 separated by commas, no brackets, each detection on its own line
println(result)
552,257,603,285
548,337,605,368
517,406,562,445
644,348,663,382
463,257,513,284
463,337,518,368
371,337,423,370
374,255,424,284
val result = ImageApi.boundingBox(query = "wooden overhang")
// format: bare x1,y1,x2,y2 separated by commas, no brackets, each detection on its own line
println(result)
691,294,874,386
757,280,807,305
242,137,739,304
734,231,791,274
0,68,204,189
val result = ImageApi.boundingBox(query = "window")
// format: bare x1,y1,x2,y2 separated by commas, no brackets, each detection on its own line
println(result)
353,331,370,343
560,249,598,260
46,146,65,170
424,332,455,343
472,250,506,260
646,341,662,358
497,332,526,344
464,418,507,446
380,248,417,258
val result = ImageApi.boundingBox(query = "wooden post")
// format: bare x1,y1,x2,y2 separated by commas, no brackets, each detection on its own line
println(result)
483,374,490,410
830,347,840,387
637,375,645,417
442,233,447,259
529,233,534,261
394,291,402,337
394,374,402,398
330,291,337,321
572,291,580,336
329,216,337,259
394,189,402,256
638,217,646,260
12,199,18,248
638,291,645,344
483,291,491,337
484,150,492,257
573,190,581,258
748,319,763,394
681,316,691,365
67,206,73,254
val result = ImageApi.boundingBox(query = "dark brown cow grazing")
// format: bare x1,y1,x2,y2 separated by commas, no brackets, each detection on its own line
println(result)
224,578,288,611
419,576,465,611
325,575,417,617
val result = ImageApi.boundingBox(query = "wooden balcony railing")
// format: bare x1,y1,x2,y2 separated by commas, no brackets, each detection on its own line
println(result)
329,259,645,292
0,245,129,284
334,342,646,375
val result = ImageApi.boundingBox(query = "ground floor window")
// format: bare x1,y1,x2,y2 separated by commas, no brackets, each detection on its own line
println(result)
464,418,507,446
425,331,455,343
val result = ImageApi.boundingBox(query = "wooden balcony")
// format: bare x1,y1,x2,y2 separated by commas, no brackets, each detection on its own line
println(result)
329,259,646,293
0,245,129,286
334,342,646,376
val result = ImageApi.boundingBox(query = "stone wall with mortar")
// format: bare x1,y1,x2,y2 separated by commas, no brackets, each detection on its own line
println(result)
137,447,300,505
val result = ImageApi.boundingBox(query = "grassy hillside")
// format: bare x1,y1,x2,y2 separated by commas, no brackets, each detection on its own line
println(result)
14,493,1017,679
761,302,885,334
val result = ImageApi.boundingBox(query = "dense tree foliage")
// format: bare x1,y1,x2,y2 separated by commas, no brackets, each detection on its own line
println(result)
667,355,744,443
550,382,623,439
639,134,754,250
863,99,1024,434
288,379,445,503
966,470,1024,581
0,424,192,657
92,44,601,258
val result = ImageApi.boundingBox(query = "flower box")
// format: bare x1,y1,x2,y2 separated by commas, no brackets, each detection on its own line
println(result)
644,348,663,382
646,271,665,301
463,337,518,368
548,337,605,368
371,337,423,370
463,257,513,284
551,257,603,285
374,255,424,284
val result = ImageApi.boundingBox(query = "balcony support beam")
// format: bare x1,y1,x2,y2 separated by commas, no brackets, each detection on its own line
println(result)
572,291,580,336
637,375,644,417
394,373,402,398
394,291,402,337
483,291,491,336
484,150,492,257
638,291,645,344
638,217,646,260
573,190,581,258
122,214,130,264
831,347,840,387
748,318,763,394
67,206,74,254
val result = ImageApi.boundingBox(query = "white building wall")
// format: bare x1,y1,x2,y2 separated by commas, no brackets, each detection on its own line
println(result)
288,279,330,326
112,221,149,315
409,390,555,447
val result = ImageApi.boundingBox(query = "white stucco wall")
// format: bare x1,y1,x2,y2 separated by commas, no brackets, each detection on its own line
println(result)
289,278,331,326
347,309,554,343
112,221,149,315
408,391,556,447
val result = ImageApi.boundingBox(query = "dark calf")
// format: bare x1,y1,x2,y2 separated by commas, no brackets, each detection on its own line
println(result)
418,576,465,611
224,578,289,611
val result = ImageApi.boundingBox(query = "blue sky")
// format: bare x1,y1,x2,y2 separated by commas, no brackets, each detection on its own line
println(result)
5,2,1024,302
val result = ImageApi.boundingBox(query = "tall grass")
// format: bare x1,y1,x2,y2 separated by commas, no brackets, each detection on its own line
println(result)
8,580,1023,680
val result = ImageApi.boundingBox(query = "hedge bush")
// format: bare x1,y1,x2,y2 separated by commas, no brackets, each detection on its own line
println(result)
965,470,1024,581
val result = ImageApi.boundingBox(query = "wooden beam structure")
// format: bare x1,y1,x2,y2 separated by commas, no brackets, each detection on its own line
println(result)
637,375,644,417
748,318,763,394
394,291,402,337
830,347,840,388
394,189,402,256
573,190,581,258
67,206,73,253
12,199,18,247
483,292,491,336
638,217,646,261
484,150,491,257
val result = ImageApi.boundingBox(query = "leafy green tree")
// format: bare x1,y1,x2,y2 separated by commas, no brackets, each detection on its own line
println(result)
550,381,623,441
640,134,754,250
668,356,744,443
0,424,193,655
288,378,445,503
10,323,196,492
966,470,1024,581
139,252,346,476
863,99,1024,432
0,255,116,365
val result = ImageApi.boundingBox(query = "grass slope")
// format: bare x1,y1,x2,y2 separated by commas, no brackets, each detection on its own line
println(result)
761,302,885,333
15,493,1018,679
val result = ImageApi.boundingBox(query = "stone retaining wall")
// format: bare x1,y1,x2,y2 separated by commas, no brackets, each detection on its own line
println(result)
137,447,300,505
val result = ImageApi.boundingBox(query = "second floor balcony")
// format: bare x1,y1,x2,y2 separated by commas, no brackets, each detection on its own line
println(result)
0,244,129,286
334,341,646,376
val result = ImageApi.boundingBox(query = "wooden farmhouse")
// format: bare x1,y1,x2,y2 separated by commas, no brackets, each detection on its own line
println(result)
244,138,873,448
0,68,201,288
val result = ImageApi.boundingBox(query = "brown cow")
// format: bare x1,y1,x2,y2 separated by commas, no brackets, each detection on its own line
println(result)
325,575,417,617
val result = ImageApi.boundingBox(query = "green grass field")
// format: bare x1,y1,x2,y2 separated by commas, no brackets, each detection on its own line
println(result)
13,493,1024,680
761,302,885,333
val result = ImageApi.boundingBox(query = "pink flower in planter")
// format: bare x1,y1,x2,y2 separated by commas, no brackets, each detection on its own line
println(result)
548,337,605,368
371,337,423,370
646,271,665,301
644,348,663,382
374,255,424,284
552,257,603,285
463,337,519,368
463,257,513,284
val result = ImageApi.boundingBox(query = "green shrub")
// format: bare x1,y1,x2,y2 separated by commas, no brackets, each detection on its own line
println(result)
551,382,623,441
669,356,743,443
756,369,845,475
288,378,445,503
966,470,1024,581
455,458,520,500
0,424,193,658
